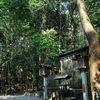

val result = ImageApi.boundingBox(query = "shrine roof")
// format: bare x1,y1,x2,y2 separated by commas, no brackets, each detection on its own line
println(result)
56,46,89,59
54,74,72,80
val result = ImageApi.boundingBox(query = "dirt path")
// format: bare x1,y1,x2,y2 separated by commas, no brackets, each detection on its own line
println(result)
0,96,43,100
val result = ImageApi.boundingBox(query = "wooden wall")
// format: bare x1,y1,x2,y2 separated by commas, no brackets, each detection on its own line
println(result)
59,58,82,89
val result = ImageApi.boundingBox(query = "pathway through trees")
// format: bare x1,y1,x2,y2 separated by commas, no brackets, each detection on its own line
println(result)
0,96,43,100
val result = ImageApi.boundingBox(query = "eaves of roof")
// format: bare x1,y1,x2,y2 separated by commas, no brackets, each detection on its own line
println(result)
56,46,89,59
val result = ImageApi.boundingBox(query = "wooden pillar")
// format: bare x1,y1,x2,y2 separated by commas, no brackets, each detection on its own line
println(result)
72,53,89,100
43,77,47,100
81,70,89,100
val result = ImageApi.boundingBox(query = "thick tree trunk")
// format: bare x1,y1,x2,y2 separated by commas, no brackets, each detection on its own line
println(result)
77,0,100,100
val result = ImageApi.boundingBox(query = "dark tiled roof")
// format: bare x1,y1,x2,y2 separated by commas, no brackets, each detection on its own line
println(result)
56,46,89,58
54,74,72,80
39,63,52,68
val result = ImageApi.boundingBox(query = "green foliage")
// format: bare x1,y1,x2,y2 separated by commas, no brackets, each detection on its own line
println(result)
0,0,89,94
42,28,57,36
87,0,100,27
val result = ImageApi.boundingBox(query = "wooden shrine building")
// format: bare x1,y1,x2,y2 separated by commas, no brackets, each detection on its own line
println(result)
55,46,92,100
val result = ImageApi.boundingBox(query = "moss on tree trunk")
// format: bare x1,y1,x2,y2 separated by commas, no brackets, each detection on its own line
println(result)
77,0,100,99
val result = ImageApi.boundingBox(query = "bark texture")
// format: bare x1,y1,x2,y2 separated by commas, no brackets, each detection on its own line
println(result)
77,0,100,100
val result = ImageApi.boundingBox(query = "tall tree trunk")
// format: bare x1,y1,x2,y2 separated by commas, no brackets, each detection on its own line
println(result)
77,0,100,100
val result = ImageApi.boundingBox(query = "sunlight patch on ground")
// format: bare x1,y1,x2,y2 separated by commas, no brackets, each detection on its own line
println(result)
0,96,43,100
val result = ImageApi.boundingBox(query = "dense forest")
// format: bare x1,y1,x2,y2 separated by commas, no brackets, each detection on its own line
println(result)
0,0,99,95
